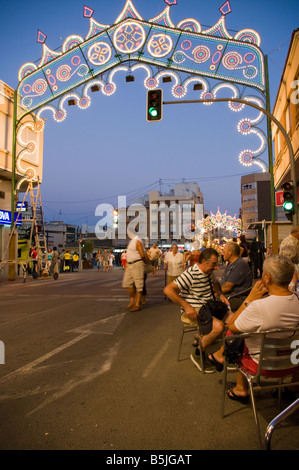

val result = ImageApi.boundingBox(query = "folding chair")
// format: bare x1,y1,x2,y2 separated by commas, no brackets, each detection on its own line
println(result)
264,397,299,450
226,286,252,311
177,286,250,366
221,327,299,449
177,324,198,361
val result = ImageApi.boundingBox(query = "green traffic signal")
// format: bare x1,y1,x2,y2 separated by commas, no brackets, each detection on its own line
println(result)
149,106,158,117
147,89,163,122
283,201,294,211
282,181,295,220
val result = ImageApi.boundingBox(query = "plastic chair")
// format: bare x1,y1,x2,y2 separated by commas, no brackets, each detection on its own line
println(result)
221,327,299,449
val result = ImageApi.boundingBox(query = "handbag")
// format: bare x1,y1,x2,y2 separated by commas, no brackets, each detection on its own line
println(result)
197,276,229,334
223,337,245,363
144,262,154,274
200,276,228,320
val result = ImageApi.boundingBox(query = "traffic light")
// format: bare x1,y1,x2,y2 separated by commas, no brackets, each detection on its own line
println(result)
282,181,295,220
147,89,163,122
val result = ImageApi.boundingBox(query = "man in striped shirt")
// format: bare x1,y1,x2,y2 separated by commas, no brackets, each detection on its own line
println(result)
164,248,229,373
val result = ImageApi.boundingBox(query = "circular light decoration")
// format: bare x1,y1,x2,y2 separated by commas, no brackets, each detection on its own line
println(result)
34,120,44,133
193,45,210,63
229,101,245,112
239,150,253,166
172,84,186,98
26,141,36,153
177,18,201,33
243,66,258,79
145,77,158,89
78,97,91,109
238,119,251,134
87,42,112,66
201,91,215,105
77,64,89,77
56,64,72,82
173,51,185,64
32,78,48,95
234,29,261,47
113,22,146,54
222,51,243,70
147,33,173,58
102,83,116,96
21,96,32,108
54,109,66,122
18,63,38,81
25,168,36,180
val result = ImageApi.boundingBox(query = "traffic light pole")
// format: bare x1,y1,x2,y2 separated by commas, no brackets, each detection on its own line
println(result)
163,97,298,229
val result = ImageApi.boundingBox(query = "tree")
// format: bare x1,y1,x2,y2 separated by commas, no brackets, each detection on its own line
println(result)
83,239,95,258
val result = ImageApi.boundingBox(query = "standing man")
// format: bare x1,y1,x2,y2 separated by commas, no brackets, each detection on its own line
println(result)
122,233,150,312
49,246,59,279
164,248,229,373
164,243,184,284
147,242,162,276
279,226,299,292
220,241,252,311
102,249,109,272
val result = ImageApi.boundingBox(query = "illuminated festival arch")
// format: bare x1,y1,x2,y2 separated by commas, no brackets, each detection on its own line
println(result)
12,0,272,206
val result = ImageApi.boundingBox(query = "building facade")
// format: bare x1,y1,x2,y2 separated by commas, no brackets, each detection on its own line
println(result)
0,80,44,280
272,28,299,221
241,173,272,236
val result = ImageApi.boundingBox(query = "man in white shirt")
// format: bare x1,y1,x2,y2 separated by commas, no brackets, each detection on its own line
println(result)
164,244,184,284
147,242,162,276
122,233,150,311
208,255,299,402
279,225,299,292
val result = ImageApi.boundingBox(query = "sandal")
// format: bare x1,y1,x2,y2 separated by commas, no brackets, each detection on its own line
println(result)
207,353,224,372
130,305,141,312
227,388,249,405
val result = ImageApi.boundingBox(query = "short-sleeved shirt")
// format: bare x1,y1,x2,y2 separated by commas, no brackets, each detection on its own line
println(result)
221,257,252,295
235,294,299,363
164,251,184,277
280,235,299,274
174,263,215,313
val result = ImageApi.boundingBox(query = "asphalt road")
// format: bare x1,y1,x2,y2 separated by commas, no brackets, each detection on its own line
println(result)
0,266,298,454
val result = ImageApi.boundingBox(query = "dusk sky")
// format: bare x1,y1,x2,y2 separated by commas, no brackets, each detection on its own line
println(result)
0,0,298,228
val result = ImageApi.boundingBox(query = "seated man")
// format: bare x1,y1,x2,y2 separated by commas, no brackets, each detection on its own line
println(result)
221,241,252,311
207,254,299,402
164,247,229,373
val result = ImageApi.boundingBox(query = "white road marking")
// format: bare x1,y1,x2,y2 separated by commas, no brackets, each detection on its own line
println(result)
0,312,126,382
141,338,173,378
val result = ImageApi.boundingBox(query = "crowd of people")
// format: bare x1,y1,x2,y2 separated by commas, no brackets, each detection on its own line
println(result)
121,226,299,403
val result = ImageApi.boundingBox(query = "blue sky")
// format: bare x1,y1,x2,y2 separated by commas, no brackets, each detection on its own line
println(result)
0,0,298,227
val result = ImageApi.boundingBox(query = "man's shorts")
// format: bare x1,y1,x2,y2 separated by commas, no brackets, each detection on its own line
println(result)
122,260,144,292
151,259,158,267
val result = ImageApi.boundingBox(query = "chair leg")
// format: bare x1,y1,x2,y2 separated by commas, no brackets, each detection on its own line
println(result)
247,379,263,449
220,361,228,418
177,329,185,361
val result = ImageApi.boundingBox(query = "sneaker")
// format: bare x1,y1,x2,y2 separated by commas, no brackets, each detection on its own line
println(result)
190,350,215,374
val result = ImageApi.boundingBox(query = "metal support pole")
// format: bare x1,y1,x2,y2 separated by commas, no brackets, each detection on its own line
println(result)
8,90,18,280
264,55,276,225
